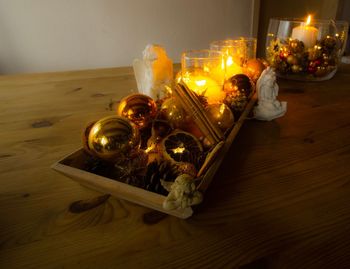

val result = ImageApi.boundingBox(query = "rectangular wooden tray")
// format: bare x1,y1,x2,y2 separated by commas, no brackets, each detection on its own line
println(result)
52,95,256,219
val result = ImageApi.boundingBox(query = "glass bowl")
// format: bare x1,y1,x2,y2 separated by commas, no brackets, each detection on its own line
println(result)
266,18,349,81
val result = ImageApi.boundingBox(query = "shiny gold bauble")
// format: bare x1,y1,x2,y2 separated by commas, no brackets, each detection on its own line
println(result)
243,58,266,82
289,39,304,53
291,64,302,73
87,116,140,161
286,55,299,65
82,121,96,155
160,97,187,128
205,103,234,132
117,93,157,129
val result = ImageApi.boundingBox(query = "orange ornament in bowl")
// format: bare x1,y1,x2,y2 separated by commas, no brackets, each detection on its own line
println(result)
117,93,157,129
243,58,266,82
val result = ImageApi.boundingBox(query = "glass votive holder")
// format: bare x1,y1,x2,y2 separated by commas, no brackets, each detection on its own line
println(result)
210,40,244,79
181,50,226,104
239,37,257,60
266,17,349,81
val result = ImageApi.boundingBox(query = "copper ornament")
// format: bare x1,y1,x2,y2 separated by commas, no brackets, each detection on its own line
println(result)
243,58,266,82
117,93,157,129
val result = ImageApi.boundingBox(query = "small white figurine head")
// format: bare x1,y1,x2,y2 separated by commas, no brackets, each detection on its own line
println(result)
257,67,276,90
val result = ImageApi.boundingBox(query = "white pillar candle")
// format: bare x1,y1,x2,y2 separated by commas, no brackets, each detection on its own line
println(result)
291,15,318,48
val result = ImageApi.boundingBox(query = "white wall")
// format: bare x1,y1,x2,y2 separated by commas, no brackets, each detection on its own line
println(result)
0,0,255,74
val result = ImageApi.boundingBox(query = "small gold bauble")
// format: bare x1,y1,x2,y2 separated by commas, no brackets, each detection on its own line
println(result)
205,103,234,132
287,55,298,65
291,64,302,73
160,97,187,129
289,39,304,53
117,93,157,129
87,116,140,161
243,59,266,82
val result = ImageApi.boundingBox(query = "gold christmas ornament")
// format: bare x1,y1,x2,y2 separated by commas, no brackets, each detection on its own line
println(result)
205,103,234,132
82,121,96,155
117,93,157,129
289,39,304,53
291,64,302,73
160,97,187,129
243,58,266,82
87,116,140,161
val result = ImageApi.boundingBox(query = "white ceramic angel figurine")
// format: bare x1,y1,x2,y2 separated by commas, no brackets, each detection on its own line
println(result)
133,44,173,99
254,67,287,121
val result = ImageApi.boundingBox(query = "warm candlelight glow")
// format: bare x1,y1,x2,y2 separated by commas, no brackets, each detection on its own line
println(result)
210,40,244,78
291,14,318,48
100,136,108,146
227,56,233,66
182,72,225,104
306,15,311,25
225,59,242,78
219,103,226,114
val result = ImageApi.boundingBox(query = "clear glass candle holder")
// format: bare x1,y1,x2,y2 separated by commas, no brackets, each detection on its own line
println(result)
210,40,244,79
266,17,349,81
181,50,226,105
239,37,257,61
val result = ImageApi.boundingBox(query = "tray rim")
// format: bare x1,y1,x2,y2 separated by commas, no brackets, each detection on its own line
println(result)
51,94,257,219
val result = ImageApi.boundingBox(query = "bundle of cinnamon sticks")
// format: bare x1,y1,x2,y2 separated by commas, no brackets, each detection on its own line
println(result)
173,83,224,145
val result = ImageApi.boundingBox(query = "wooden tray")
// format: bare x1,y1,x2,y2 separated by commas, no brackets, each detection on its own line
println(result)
52,95,256,219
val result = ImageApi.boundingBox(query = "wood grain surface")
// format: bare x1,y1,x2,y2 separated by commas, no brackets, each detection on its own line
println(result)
1,65,350,269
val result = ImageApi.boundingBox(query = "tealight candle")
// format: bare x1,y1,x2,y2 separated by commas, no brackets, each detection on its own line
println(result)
210,40,245,79
181,73,225,104
291,15,318,48
181,50,226,104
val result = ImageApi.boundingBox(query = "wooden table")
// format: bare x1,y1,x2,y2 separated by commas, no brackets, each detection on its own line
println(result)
1,65,350,269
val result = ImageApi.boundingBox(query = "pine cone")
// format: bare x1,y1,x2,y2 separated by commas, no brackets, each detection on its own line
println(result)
143,161,180,195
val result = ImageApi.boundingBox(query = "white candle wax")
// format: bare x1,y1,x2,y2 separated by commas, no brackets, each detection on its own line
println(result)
291,16,318,48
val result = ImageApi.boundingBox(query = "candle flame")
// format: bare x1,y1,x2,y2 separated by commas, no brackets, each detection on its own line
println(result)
195,79,207,87
226,56,233,67
306,15,311,25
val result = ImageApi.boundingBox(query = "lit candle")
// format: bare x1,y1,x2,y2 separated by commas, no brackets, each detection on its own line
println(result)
291,15,318,48
182,73,225,104
225,55,243,78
